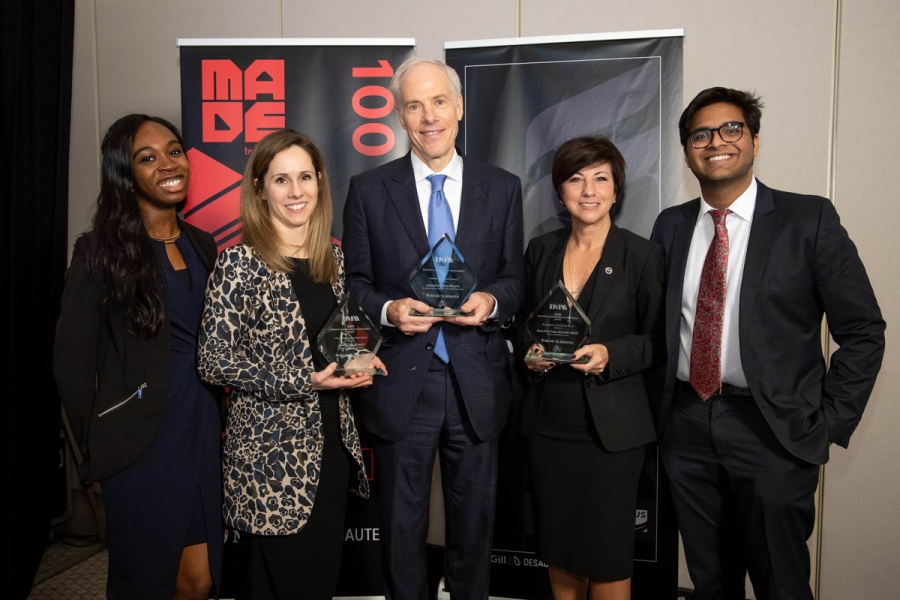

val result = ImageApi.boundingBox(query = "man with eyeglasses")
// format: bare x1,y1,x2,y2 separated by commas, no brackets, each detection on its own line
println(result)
650,87,885,600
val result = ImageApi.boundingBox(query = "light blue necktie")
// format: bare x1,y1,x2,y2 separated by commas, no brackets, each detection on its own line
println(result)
427,174,453,362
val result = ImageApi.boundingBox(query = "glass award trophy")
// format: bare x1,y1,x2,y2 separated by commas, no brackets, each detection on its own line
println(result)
317,297,386,375
524,280,591,364
409,234,477,316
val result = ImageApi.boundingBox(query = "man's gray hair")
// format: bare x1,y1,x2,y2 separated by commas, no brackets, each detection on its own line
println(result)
389,56,462,112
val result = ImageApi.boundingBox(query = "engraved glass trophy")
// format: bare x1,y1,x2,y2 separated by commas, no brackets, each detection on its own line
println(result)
524,280,591,364
317,297,386,375
408,234,477,316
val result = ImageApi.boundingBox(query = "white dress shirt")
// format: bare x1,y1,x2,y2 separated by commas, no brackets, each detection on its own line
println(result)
412,150,463,234
381,151,497,325
677,177,757,387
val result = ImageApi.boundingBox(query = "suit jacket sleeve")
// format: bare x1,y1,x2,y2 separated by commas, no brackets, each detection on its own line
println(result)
198,249,316,403
478,176,526,328
598,242,666,382
53,236,103,452
814,200,885,447
342,175,395,321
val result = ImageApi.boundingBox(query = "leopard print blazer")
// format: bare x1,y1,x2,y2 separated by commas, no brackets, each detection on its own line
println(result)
199,242,369,536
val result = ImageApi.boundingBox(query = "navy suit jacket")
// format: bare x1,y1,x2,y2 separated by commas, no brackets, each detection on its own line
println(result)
342,152,525,442
651,181,885,465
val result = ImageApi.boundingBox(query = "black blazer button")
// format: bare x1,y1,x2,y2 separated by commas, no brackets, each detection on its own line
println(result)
425,343,434,351
586,378,595,388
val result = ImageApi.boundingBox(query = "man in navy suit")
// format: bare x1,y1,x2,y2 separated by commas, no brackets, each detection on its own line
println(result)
651,87,885,600
342,56,524,600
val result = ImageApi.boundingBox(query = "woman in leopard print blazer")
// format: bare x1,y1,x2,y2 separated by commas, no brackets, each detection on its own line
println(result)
198,130,385,600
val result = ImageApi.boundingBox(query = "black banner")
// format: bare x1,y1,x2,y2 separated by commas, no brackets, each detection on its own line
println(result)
446,31,683,599
179,41,415,249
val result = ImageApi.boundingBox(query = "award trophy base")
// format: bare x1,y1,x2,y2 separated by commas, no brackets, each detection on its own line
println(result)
524,350,590,364
409,308,475,317
334,367,387,376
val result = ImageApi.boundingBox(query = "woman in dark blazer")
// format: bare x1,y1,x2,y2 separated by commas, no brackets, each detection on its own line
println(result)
54,115,223,599
513,136,665,600
198,130,385,600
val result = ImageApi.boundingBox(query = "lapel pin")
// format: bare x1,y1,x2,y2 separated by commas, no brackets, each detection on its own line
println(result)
605,267,613,275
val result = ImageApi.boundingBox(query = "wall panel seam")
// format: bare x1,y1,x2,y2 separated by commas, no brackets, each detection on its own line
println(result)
91,0,101,152
816,1,843,598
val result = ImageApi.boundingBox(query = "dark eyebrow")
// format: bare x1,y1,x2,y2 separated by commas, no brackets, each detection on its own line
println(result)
270,170,315,178
132,139,180,159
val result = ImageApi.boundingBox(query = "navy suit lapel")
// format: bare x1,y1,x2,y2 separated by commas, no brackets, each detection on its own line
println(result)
387,154,431,258
666,201,700,363
586,224,624,323
454,157,487,258
738,182,777,368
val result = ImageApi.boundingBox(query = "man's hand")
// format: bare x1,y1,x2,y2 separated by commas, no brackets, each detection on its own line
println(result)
387,298,442,335
452,292,495,327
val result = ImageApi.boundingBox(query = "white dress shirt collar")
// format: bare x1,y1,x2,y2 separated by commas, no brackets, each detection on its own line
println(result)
410,149,463,183
697,177,758,225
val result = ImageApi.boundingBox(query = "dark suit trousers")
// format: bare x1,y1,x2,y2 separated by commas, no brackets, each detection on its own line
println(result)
660,386,819,600
373,356,499,600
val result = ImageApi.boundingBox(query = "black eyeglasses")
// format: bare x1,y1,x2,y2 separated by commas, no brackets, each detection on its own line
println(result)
687,122,745,148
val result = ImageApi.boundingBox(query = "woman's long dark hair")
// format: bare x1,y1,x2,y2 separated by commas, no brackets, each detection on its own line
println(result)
90,114,186,338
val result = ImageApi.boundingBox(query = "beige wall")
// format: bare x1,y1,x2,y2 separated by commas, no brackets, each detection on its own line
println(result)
819,1,900,598
68,0,900,596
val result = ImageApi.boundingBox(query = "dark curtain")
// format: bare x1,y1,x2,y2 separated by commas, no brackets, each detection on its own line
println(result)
1,1,74,598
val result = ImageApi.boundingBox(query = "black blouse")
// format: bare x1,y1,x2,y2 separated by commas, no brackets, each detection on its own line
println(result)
534,261,601,441
287,258,340,432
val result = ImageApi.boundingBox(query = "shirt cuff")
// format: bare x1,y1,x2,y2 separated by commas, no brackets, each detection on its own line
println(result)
488,294,499,320
381,301,395,327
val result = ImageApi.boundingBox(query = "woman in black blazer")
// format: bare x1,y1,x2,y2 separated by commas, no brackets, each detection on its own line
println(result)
513,136,665,600
54,115,223,600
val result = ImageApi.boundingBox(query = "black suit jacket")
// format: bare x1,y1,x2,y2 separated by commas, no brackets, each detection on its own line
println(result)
512,224,665,451
342,152,525,442
53,221,219,481
651,181,885,464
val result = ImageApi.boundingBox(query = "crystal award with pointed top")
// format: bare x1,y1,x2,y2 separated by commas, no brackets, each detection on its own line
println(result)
524,280,591,364
317,297,386,375
408,234,477,317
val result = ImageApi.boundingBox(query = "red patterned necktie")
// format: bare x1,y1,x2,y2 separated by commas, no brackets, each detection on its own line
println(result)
690,209,730,401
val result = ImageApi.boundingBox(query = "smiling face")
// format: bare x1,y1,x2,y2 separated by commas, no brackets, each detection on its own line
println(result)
397,63,463,172
259,145,319,245
684,102,759,200
560,162,616,227
131,121,189,209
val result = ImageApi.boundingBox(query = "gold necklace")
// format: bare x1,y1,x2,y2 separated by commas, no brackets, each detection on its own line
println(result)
149,230,181,244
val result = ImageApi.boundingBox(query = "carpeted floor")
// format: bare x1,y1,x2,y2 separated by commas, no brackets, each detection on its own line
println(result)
29,538,107,599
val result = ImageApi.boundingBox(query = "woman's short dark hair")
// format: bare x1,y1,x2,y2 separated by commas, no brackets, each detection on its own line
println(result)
678,87,764,146
552,135,627,201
